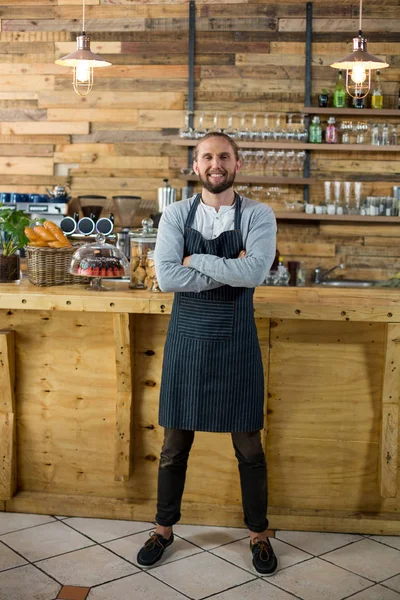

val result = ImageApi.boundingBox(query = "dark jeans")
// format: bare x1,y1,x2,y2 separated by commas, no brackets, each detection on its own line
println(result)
156,428,268,533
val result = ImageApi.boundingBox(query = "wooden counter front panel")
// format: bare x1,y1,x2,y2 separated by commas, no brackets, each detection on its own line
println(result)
2,306,399,531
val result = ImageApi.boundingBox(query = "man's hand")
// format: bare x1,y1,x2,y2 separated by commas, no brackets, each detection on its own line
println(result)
238,250,246,259
183,255,192,267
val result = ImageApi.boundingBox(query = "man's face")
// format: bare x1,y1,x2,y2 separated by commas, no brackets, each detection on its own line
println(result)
193,137,241,194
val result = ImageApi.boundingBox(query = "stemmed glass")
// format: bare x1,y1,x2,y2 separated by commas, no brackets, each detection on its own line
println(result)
285,114,296,142
294,151,306,173
179,112,194,139
297,114,308,142
255,150,265,175
261,113,273,141
224,113,238,138
250,114,261,141
266,150,276,175
237,113,250,140
340,121,353,144
195,112,207,138
273,113,283,141
209,112,221,133
355,122,368,144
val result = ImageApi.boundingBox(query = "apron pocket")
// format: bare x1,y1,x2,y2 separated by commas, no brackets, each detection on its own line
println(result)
178,296,234,342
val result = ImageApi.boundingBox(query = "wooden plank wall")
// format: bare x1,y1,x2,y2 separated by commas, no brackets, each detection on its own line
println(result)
0,0,399,278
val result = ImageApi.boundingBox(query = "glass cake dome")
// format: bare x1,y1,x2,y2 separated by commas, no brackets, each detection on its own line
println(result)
69,234,129,291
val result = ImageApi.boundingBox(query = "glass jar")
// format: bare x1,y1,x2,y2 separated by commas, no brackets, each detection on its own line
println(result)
325,117,338,144
145,251,160,292
129,217,157,289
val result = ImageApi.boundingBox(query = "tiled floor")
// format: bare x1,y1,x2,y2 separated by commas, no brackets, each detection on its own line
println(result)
1,512,400,600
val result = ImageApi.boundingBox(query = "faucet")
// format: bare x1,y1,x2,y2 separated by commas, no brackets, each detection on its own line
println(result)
314,263,345,284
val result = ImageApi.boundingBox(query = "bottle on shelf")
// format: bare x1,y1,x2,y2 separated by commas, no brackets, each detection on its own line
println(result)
309,116,322,143
333,70,347,108
325,117,338,144
371,70,383,109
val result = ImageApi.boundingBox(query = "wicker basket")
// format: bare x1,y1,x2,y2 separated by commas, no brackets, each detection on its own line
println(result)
26,245,85,287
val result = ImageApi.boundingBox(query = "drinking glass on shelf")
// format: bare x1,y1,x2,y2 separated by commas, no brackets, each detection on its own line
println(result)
261,113,273,141
250,114,262,141
236,184,250,198
285,113,296,142
209,112,221,133
353,182,361,214
382,123,390,145
266,186,282,202
266,150,276,175
251,185,265,202
224,113,238,138
324,181,332,204
370,123,380,145
237,113,250,140
239,150,250,174
340,120,353,144
255,150,266,175
179,112,194,139
390,124,398,145
334,181,343,214
294,151,306,173
286,151,296,174
195,112,207,138
275,150,285,175
355,122,368,144
297,114,308,142
273,113,283,141
343,181,351,213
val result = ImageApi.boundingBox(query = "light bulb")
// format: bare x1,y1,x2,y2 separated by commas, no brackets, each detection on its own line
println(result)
350,63,367,85
76,60,91,83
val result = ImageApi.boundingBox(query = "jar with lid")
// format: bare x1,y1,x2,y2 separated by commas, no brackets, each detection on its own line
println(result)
129,217,157,289
325,117,338,144
309,116,322,143
145,251,161,292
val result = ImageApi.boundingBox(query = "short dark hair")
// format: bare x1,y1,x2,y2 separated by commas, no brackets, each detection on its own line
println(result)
193,131,240,162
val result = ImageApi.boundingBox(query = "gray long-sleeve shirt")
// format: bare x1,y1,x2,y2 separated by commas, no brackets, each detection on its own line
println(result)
154,195,277,293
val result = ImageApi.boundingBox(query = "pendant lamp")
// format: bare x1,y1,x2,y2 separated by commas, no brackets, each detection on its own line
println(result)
55,0,111,96
330,0,388,99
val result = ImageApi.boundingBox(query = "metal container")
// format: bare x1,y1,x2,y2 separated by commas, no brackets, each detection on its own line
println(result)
157,179,177,213
129,218,158,289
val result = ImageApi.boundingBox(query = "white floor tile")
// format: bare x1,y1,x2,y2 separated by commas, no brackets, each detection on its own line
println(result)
0,521,94,562
151,552,255,600
66,517,154,543
349,584,400,599
385,574,400,594
323,538,400,582
211,577,302,600
87,571,188,600
0,541,27,572
38,545,138,587
211,536,311,575
370,536,400,551
276,530,362,556
173,523,248,550
0,513,55,535
0,564,60,600
104,529,203,567
270,557,370,600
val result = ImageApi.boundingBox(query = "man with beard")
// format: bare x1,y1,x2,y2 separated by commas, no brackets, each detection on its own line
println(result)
137,132,277,575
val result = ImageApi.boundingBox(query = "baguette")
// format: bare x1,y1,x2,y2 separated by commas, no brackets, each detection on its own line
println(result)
33,225,57,242
24,227,39,242
43,220,71,246
29,240,48,247
48,240,70,248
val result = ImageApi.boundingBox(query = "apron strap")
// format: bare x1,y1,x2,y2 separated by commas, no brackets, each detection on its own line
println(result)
185,194,202,229
234,193,242,231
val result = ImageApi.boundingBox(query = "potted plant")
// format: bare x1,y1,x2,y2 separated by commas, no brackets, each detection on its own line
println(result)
0,205,30,283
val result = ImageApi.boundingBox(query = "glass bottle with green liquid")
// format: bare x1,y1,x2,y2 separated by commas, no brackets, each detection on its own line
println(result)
333,69,347,108
371,70,383,109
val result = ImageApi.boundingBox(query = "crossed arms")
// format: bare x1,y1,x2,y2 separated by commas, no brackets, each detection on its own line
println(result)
154,203,277,293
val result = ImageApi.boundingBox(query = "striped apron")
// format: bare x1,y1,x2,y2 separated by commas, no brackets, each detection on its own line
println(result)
158,193,264,433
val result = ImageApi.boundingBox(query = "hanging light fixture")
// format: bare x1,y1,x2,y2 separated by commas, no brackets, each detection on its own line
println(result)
55,0,111,96
330,0,388,99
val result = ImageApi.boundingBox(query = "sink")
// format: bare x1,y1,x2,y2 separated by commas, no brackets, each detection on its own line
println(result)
317,280,377,288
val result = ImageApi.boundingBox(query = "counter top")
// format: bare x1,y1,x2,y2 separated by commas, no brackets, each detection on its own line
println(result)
0,279,399,321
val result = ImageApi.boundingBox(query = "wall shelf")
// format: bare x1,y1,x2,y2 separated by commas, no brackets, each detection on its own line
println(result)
274,212,400,223
302,107,400,117
173,139,400,152
179,175,314,185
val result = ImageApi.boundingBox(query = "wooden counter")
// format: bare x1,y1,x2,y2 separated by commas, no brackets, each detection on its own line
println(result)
0,280,399,535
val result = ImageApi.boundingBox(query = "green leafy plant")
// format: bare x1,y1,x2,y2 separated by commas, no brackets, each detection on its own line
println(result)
0,206,30,256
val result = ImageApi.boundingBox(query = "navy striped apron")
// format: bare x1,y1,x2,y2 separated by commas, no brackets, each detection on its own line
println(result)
158,193,264,433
